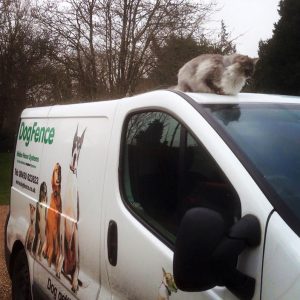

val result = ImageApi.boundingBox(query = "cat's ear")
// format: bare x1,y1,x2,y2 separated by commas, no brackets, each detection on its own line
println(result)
253,57,259,65
80,128,87,144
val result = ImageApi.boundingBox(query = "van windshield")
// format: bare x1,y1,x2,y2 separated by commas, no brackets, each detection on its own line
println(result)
202,103,300,223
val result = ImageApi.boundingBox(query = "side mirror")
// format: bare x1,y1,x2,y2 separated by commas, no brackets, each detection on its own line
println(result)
173,208,261,300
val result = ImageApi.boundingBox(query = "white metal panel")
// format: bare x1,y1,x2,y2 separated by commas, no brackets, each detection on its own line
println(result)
21,98,119,119
7,117,50,292
188,92,300,104
32,116,114,299
48,100,119,118
9,90,291,300
21,107,52,118
20,91,300,121
262,212,300,299
9,117,49,244
10,99,118,299
103,90,273,299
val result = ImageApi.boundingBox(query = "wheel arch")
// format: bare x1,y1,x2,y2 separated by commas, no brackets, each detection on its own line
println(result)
9,240,26,277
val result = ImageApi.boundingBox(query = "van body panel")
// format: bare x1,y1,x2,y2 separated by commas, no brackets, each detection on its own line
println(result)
47,100,119,118
6,91,300,300
262,212,300,299
188,91,300,104
32,116,113,299
21,107,52,119
8,101,118,299
7,117,48,251
103,91,272,299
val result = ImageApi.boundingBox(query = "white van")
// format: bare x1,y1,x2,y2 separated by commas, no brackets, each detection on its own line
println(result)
5,90,300,300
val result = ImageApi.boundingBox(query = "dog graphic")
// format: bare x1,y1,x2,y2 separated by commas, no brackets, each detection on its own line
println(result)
57,126,86,292
157,268,178,300
25,204,36,252
42,163,62,270
32,182,48,260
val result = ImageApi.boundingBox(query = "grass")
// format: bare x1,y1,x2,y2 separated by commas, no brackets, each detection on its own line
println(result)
0,153,13,205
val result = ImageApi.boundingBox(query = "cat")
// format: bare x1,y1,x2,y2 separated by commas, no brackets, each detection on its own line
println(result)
176,54,258,95
25,203,36,252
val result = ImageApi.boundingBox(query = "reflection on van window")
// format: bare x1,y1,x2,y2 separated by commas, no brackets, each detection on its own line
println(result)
203,103,300,224
122,112,240,244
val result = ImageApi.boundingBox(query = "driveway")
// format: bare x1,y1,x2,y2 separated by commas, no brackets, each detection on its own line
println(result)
0,205,12,299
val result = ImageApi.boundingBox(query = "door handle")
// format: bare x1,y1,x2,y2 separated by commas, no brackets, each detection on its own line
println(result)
107,220,118,266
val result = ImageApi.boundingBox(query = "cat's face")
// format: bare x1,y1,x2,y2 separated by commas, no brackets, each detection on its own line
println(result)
235,55,259,78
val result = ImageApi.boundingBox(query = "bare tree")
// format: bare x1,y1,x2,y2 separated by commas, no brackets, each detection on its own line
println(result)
1,0,224,151
34,0,104,100
99,0,215,96
0,0,51,145
33,0,215,98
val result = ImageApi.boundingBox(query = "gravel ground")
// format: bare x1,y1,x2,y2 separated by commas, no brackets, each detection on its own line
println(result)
0,205,12,299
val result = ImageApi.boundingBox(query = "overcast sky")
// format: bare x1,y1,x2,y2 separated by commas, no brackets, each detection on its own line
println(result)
208,0,281,57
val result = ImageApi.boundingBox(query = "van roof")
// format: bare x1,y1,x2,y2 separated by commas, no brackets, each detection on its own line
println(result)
184,92,300,105
21,91,300,118
21,99,119,118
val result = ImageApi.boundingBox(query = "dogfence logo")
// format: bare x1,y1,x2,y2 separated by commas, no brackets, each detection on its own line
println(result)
18,122,55,147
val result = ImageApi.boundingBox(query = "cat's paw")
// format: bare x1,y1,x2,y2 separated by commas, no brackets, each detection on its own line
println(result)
216,88,225,95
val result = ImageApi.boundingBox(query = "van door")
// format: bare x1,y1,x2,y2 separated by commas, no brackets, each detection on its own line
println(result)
32,116,107,300
261,212,300,299
10,117,47,257
102,92,272,300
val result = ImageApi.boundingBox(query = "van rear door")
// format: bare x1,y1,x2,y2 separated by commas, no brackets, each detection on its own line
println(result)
31,101,116,299
8,110,49,262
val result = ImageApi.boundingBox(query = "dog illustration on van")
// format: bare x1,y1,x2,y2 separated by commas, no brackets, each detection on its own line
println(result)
57,126,86,292
25,203,36,252
42,163,62,271
32,181,48,260
157,268,178,300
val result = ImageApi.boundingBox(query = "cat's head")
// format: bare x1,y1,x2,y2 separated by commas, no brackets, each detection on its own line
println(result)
234,55,259,78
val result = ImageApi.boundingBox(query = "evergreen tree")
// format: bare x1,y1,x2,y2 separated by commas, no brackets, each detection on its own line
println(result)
150,21,236,88
254,0,300,95
149,35,203,87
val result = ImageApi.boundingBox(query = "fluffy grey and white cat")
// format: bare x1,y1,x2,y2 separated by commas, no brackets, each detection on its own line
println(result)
176,54,258,95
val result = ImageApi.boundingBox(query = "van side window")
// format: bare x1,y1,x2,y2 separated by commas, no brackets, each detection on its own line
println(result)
121,111,241,244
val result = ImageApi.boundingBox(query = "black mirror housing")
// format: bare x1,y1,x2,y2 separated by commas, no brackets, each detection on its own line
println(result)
173,208,261,299
173,208,226,291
